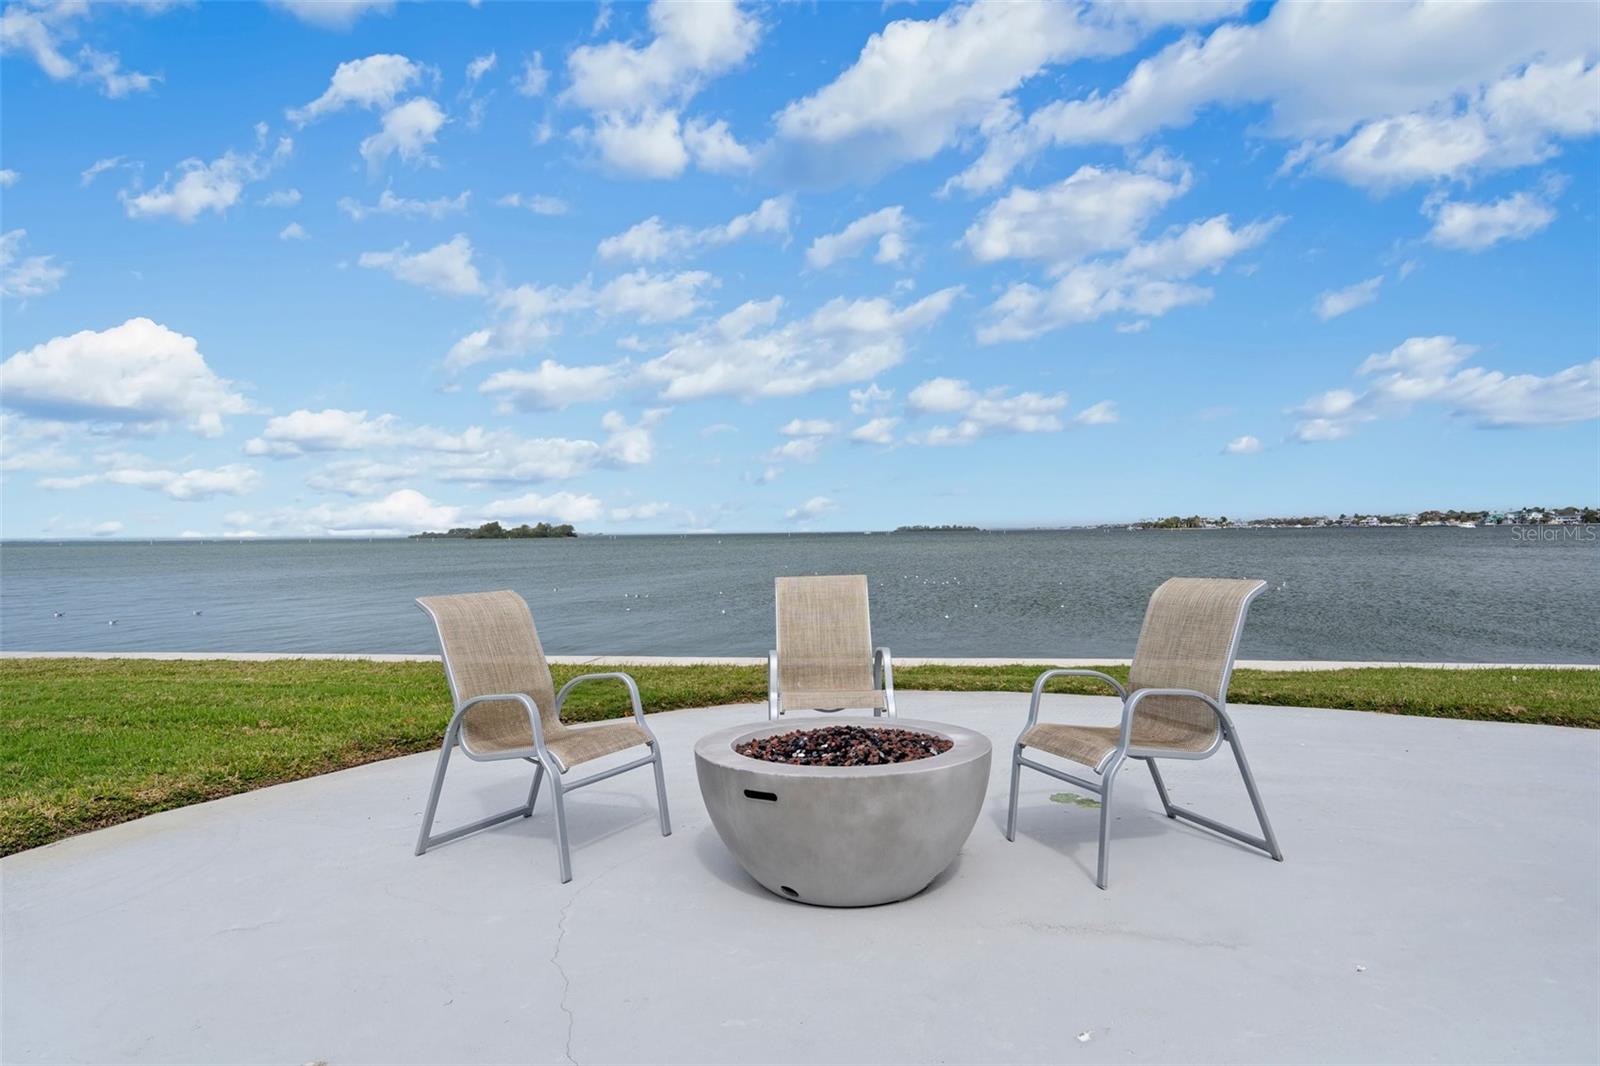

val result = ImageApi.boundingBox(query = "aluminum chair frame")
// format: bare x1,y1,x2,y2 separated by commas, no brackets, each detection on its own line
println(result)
1005,582,1282,889
766,646,896,721
414,605,670,884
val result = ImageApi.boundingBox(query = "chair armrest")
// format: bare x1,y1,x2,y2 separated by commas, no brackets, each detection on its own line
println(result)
458,692,547,750
767,651,780,721
554,672,653,735
873,647,895,694
1025,669,1128,729
1117,687,1227,748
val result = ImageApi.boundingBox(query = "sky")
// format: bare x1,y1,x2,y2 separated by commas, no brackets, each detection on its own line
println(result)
1,0,1597,538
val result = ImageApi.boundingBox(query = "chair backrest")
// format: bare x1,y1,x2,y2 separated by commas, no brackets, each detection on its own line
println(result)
416,590,560,747
774,575,876,694
1127,577,1266,734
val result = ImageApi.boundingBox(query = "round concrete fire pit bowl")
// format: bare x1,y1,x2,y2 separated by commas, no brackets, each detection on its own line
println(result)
694,719,992,907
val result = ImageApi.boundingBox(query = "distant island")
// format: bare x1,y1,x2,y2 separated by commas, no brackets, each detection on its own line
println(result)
410,521,576,540
893,524,982,533
1125,506,1597,530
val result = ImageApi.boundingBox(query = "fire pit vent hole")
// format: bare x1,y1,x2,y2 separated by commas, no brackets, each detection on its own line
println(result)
743,789,778,802
780,886,799,898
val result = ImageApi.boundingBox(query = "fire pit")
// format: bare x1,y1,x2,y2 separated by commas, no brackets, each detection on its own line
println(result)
695,718,991,907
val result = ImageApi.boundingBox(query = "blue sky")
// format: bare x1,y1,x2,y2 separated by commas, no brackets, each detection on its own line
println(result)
1,0,1596,537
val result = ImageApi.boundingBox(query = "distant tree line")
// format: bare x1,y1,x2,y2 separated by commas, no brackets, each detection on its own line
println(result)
893,524,982,532
411,521,576,540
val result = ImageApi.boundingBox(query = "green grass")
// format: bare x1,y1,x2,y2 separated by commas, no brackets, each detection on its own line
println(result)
3,657,1595,856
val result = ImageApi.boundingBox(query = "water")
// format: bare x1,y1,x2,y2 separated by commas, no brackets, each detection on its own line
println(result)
2,529,1596,663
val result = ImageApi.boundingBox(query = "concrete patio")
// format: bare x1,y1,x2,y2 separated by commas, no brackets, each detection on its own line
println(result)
3,692,1596,1065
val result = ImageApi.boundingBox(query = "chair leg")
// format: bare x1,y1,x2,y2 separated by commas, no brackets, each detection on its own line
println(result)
1227,731,1283,861
414,727,457,856
549,774,573,884
1005,743,1023,842
524,759,545,817
1095,752,1128,890
1146,758,1176,818
651,743,672,836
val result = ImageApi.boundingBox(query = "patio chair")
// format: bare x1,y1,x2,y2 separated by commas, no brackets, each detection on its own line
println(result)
769,574,896,721
414,590,670,883
1005,577,1282,889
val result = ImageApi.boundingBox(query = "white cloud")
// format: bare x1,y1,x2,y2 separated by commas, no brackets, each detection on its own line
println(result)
0,169,17,187
513,51,549,97
0,317,253,436
596,268,714,322
270,0,395,31
358,235,483,296
288,54,422,124
122,131,293,223
780,418,838,437
564,0,760,177
598,195,791,262
906,377,1071,445
278,222,309,241
806,207,910,269
849,417,898,445
79,156,125,186
1425,189,1557,252
479,360,626,411
244,407,661,484
956,3,1600,192
775,1,1128,182
784,495,836,522
497,192,569,215
485,490,605,525
610,501,673,522
360,97,447,171
1224,434,1262,455
467,52,497,83
1073,400,1119,425
979,214,1282,342
640,286,960,401
1314,275,1383,320
259,188,302,207
849,383,894,415
43,458,261,501
299,489,458,537
1293,335,1600,441
1,230,66,299
339,189,470,220
0,0,159,97
91,521,123,537
962,155,1190,264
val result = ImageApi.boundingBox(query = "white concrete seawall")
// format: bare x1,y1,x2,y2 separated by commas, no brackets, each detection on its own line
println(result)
2,650,1595,670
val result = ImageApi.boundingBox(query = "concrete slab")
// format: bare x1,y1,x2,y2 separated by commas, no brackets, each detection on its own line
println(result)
3,694,1596,1065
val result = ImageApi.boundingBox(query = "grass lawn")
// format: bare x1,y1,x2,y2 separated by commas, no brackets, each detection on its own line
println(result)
3,657,1596,855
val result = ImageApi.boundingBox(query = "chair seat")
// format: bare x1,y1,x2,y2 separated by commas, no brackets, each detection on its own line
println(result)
462,717,651,772
1021,717,1217,773
780,689,888,712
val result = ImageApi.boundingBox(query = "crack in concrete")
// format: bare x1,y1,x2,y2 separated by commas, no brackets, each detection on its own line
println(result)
552,893,578,1066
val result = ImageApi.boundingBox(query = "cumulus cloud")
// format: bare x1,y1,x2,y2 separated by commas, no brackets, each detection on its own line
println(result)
1073,400,1119,425
42,457,261,501
479,360,627,411
466,52,497,84
122,128,293,223
1425,187,1558,251
598,196,791,262
564,0,760,178
784,495,836,522
1224,434,1262,455
270,0,395,30
0,169,18,187
962,155,1190,264
1,230,66,299
806,207,910,269
287,54,423,124
849,417,899,446
484,490,604,525
278,222,309,241
1314,275,1383,320
978,214,1282,342
954,3,1599,193
514,52,549,97
0,0,161,97
640,286,961,401
360,97,447,171
906,377,1071,444
358,235,483,296
1292,335,1600,441
0,317,253,436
